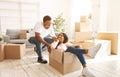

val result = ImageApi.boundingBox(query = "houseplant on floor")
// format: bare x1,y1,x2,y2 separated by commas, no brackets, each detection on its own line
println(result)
0,37,2,44
53,13,65,34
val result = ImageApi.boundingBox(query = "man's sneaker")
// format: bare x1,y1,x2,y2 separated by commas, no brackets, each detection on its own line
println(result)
37,57,47,64
88,43,101,58
82,67,95,77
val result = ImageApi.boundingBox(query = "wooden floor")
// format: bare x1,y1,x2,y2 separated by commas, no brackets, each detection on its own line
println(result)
0,48,120,77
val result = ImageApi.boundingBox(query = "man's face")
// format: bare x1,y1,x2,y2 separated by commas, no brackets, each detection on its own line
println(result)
43,21,51,29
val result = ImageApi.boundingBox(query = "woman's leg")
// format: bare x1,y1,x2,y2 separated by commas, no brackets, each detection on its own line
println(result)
66,46,88,54
76,54,87,68
66,46,87,67
66,46,95,76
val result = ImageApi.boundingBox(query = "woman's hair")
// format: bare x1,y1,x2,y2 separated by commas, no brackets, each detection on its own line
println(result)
55,33,68,49
61,33,68,43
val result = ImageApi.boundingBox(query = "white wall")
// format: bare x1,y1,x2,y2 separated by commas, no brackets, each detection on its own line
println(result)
107,0,120,32
99,0,108,31
39,0,72,36
91,0,100,32
39,0,120,38
91,0,120,32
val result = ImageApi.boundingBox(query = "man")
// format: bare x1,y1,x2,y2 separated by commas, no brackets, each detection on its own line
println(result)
28,15,57,64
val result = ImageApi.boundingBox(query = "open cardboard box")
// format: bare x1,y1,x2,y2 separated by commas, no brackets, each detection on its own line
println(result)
0,43,5,61
4,43,26,59
49,41,95,74
49,49,81,74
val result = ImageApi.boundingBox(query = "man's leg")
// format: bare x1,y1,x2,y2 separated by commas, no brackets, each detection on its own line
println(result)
44,37,53,44
28,37,47,64
29,37,42,58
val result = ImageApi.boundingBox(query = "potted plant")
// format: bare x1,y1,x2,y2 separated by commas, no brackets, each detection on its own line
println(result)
0,37,2,43
53,13,65,33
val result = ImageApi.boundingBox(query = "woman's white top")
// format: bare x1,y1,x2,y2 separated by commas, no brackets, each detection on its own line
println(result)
51,40,67,51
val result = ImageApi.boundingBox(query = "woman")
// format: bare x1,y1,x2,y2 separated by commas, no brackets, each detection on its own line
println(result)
51,33,101,77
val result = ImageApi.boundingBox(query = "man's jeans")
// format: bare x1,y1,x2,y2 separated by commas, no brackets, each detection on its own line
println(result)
65,46,86,65
28,37,53,58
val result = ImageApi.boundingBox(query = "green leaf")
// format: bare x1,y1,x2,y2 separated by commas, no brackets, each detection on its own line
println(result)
53,13,65,32
0,37,2,42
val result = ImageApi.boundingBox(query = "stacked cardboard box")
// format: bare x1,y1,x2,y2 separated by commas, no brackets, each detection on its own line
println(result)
0,43,5,61
74,32,93,42
75,22,80,32
4,43,26,59
80,16,86,23
49,49,81,74
75,16,91,32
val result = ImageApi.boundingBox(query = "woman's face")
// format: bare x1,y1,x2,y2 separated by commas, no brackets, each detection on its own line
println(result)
57,33,64,43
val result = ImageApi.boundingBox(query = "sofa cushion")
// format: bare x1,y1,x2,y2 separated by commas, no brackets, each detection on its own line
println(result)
9,39,27,44
6,29,20,39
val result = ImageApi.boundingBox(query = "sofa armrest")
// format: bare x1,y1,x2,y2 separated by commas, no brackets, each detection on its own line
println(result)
3,35,10,42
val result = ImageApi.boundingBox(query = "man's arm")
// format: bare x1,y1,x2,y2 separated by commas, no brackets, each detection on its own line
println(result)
35,32,51,52
35,32,50,46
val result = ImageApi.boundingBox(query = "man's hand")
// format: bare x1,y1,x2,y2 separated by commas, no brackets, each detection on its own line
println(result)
52,36,57,41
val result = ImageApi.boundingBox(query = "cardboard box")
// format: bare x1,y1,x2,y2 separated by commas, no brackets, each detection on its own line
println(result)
49,50,81,74
97,32,120,54
75,22,80,32
80,23,90,32
71,41,94,49
81,42,94,49
20,30,27,39
0,43,5,61
72,39,111,58
80,16,86,23
75,32,92,41
4,43,26,59
71,41,94,59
